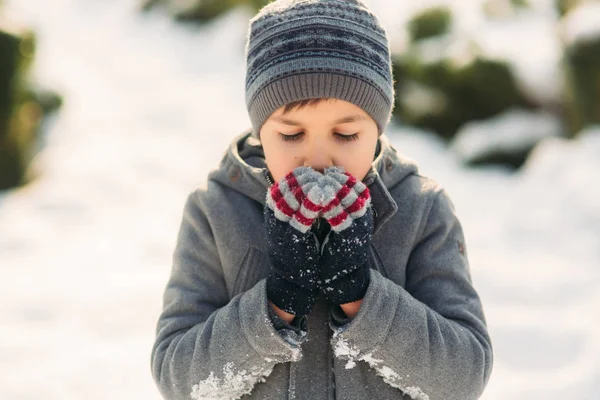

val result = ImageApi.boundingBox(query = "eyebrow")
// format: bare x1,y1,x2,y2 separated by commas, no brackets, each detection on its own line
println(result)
272,114,367,126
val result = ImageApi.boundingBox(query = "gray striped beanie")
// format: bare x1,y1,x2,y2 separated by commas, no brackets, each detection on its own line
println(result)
244,0,395,137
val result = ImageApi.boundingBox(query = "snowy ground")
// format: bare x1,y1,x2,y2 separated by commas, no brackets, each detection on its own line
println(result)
1,1,599,399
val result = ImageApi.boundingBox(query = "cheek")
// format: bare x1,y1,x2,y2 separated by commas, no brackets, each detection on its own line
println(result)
335,141,377,180
263,143,301,182
338,152,373,180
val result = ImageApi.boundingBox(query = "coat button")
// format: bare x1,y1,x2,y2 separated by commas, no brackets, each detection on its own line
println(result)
229,167,241,182
385,157,394,172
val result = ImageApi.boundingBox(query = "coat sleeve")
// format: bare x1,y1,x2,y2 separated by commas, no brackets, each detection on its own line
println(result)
329,187,493,400
151,190,304,400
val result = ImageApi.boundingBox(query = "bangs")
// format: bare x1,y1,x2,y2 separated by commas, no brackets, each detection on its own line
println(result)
282,98,332,114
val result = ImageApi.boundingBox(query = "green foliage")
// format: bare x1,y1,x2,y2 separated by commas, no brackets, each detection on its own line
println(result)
407,6,452,42
562,38,600,135
0,24,46,190
246,0,271,12
141,0,161,12
511,0,529,7
142,0,271,23
26,86,63,114
392,52,533,140
0,27,22,189
555,0,582,17
465,146,534,169
174,0,241,23
0,101,43,190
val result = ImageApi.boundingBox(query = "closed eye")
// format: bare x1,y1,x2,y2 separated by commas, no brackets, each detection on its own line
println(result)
335,132,359,141
278,132,303,141
278,132,359,142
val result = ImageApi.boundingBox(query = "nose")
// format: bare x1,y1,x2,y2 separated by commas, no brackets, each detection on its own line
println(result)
303,138,333,173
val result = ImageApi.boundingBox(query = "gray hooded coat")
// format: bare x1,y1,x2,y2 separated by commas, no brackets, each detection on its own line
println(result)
151,131,493,400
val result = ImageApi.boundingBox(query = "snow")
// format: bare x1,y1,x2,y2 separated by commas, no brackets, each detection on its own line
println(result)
332,335,430,399
369,0,563,107
1,0,599,399
190,362,275,400
561,1,600,47
472,5,563,106
450,109,563,163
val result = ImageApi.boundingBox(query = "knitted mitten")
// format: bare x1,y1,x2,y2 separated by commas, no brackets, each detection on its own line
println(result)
319,166,371,231
265,167,324,316
265,166,324,233
317,167,373,304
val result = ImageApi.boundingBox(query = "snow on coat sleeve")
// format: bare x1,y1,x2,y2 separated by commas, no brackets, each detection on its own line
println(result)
330,187,493,400
151,190,302,400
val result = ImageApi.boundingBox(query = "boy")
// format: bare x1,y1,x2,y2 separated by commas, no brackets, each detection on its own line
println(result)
151,1,493,399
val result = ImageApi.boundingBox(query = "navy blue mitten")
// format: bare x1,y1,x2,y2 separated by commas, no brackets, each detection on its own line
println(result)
265,167,324,317
318,167,373,305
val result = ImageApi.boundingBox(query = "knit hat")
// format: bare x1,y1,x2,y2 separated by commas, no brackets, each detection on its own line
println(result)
244,0,395,137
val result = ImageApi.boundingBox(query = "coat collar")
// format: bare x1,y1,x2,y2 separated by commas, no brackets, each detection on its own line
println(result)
208,130,419,234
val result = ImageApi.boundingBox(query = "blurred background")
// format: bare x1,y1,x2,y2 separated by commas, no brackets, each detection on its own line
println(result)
0,0,598,398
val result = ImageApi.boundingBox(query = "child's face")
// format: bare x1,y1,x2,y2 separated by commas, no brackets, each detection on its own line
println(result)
260,99,379,182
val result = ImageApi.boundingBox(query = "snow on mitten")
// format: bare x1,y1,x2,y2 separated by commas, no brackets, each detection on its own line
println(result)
317,168,373,304
264,167,324,316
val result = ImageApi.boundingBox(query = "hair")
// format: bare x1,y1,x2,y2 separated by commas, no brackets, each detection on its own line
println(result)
282,98,333,114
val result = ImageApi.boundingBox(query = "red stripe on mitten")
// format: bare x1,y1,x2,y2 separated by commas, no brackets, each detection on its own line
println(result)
319,167,371,232
266,166,323,233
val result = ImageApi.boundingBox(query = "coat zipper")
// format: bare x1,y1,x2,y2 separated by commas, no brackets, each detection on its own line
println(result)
264,170,274,186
